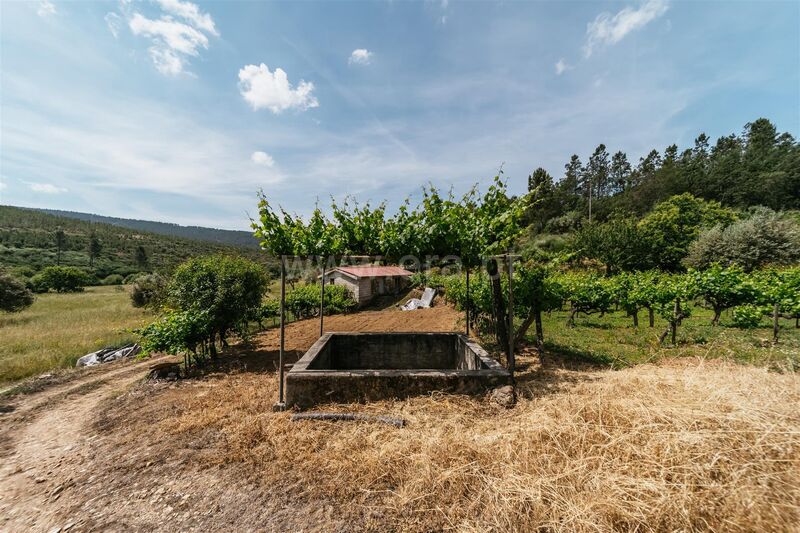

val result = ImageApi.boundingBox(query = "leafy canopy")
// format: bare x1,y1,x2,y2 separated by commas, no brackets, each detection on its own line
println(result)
252,176,532,263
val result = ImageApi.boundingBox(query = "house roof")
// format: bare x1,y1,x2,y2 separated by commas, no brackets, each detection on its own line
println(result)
327,265,413,279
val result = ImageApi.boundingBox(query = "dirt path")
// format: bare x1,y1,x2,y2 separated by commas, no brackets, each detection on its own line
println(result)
0,356,169,532
0,306,465,532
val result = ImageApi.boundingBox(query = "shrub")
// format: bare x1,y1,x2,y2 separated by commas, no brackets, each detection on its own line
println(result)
0,270,35,313
685,208,800,271
103,274,124,286
26,274,50,294
731,304,765,329
34,266,91,293
168,255,269,344
137,310,213,365
286,283,356,320
130,273,168,309
123,272,145,284
409,270,447,290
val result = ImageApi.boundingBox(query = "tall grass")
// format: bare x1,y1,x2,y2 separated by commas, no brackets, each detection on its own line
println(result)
0,286,153,384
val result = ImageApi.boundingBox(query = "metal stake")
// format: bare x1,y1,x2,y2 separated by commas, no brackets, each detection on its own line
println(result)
465,265,470,337
507,255,514,376
319,257,326,336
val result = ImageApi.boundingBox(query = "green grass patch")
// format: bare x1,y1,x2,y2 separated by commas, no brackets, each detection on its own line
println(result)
529,306,800,370
0,286,154,385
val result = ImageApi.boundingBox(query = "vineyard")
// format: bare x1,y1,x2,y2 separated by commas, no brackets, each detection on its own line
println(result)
438,264,800,366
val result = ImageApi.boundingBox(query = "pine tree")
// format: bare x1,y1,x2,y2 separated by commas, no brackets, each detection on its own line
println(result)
55,229,66,266
88,233,102,268
135,245,148,269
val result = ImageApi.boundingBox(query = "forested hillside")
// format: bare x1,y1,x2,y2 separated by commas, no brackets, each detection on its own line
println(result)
31,208,259,249
0,206,272,281
525,118,800,233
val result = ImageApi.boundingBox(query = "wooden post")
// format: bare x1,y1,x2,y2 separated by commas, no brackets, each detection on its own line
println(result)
277,256,286,407
507,255,514,376
465,266,470,337
319,258,326,337
773,303,780,343
671,298,680,345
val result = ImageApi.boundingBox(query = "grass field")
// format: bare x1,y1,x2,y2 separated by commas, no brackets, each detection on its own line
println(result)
0,286,153,385
521,306,800,370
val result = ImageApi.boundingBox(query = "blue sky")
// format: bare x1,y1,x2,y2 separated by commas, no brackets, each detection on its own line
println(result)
1,0,798,230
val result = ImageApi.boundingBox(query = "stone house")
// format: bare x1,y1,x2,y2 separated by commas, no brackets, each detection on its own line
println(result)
321,265,413,306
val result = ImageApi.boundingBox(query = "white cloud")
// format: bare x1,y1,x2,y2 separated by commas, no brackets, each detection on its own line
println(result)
129,14,208,56
251,151,275,167
349,49,373,66
555,59,572,75
105,12,122,38
148,47,185,76
584,0,669,58
111,1,217,76
0,181,7,191
28,182,67,194
37,0,56,17
238,63,319,113
156,0,218,36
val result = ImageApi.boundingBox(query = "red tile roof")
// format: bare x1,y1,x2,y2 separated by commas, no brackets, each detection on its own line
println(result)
332,265,413,278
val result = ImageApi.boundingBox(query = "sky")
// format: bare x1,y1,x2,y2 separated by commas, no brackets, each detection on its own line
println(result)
1,0,798,230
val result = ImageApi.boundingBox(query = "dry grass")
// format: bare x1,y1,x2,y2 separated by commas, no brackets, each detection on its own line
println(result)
99,353,800,532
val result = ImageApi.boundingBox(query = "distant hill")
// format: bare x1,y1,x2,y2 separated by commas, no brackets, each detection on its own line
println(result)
0,205,274,281
31,208,260,249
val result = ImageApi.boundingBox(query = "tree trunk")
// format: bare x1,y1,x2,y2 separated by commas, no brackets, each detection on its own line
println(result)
514,312,536,346
567,305,577,328
672,299,680,345
534,307,544,349
773,303,780,343
712,307,722,326
487,258,508,353
632,309,639,328
648,307,654,327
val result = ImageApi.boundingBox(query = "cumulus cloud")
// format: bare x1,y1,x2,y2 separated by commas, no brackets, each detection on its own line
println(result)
251,151,275,167
28,182,67,194
349,49,373,65
37,0,56,17
238,64,319,113
110,0,218,75
555,59,572,75
0,181,7,191
584,0,668,57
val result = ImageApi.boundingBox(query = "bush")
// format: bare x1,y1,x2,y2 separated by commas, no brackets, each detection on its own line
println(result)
0,270,35,312
26,274,50,294
137,310,213,364
286,283,356,319
168,255,269,344
123,272,145,284
33,266,91,293
103,274,124,286
685,208,800,271
731,304,765,329
130,273,168,309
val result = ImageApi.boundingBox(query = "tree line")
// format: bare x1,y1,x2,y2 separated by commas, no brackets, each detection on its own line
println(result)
526,118,799,234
